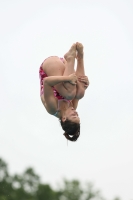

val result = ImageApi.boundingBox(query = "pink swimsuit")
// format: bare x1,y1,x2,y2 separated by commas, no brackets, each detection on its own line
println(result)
39,57,72,117
39,57,65,100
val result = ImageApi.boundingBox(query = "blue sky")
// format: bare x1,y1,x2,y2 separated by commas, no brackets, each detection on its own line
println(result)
0,0,133,199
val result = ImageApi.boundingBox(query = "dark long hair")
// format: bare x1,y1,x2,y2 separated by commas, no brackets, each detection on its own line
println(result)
59,119,80,141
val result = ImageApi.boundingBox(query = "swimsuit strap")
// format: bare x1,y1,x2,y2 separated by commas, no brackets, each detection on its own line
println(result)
53,99,71,117
53,100,60,117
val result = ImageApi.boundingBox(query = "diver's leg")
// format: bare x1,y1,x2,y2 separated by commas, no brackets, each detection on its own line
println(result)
57,43,77,98
63,43,76,75
74,42,86,99
42,54,76,100
75,42,85,76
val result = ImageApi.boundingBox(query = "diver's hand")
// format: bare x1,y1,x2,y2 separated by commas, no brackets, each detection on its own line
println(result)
78,75,89,89
69,73,77,85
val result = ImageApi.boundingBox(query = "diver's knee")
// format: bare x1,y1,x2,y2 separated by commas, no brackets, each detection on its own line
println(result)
75,90,85,100
66,90,76,100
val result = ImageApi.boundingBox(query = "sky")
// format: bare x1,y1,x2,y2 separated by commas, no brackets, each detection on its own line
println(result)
0,0,133,199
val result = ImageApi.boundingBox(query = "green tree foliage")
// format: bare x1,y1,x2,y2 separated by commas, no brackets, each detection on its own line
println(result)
58,179,83,200
0,158,121,200
83,182,105,200
21,168,40,194
36,184,59,200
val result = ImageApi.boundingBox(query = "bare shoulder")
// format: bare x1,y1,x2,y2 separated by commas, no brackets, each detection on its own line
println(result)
41,95,47,109
41,95,58,115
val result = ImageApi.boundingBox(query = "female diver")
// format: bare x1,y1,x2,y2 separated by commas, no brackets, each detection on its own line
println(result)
39,42,89,141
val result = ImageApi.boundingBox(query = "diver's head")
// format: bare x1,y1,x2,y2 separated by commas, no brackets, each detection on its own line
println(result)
59,106,80,141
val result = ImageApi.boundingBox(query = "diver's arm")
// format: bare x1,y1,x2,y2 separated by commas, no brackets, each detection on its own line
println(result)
44,73,77,86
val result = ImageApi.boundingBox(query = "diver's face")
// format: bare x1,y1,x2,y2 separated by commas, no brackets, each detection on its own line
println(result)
62,106,80,123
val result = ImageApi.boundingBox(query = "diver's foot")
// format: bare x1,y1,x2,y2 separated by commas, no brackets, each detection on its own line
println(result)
64,43,76,61
76,42,84,59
